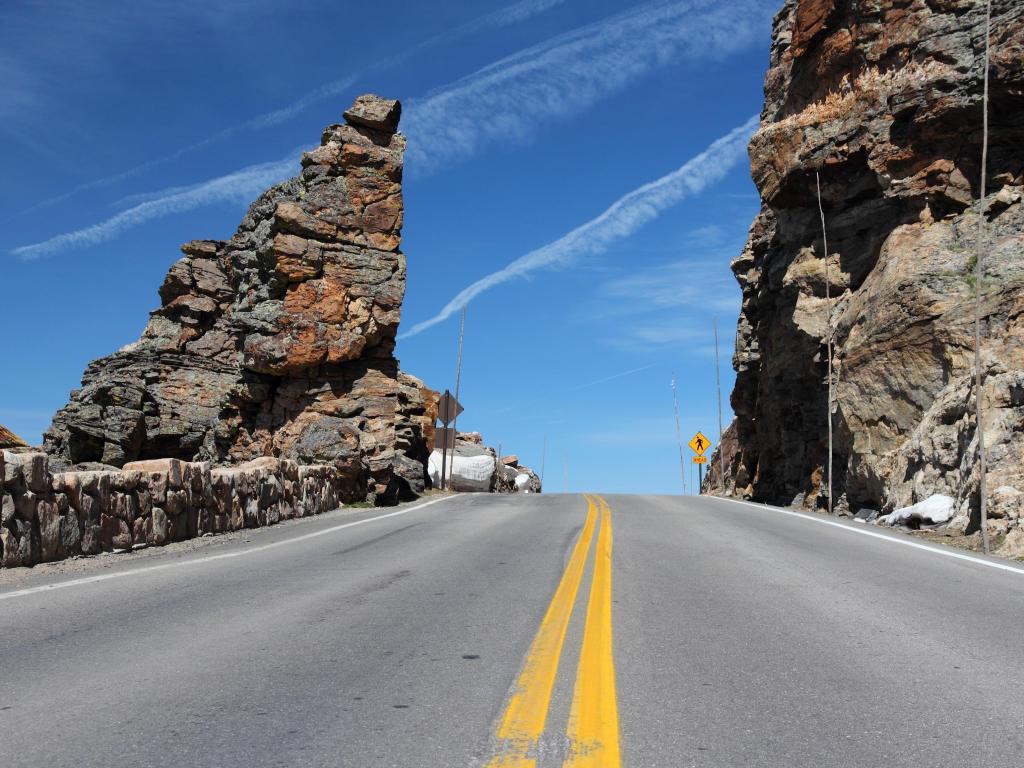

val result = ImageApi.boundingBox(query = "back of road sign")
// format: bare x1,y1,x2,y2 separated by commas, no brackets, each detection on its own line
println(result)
437,391,464,426
435,427,456,451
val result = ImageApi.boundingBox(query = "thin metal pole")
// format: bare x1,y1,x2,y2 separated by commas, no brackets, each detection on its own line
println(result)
671,376,687,495
975,0,992,553
540,436,547,489
714,318,725,496
446,306,467,493
816,171,834,515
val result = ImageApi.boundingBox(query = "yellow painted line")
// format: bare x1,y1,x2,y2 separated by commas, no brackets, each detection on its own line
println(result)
485,495,600,768
564,495,621,767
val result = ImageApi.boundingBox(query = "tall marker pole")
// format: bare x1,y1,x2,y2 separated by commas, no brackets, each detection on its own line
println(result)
671,376,687,495
816,171,834,515
975,0,992,554
714,318,726,496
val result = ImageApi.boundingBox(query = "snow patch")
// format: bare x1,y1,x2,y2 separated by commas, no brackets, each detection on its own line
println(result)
428,450,495,492
877,494,955,527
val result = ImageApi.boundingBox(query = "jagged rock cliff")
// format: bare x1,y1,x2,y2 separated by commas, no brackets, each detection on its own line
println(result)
44,95,436,504
721,1,1024,542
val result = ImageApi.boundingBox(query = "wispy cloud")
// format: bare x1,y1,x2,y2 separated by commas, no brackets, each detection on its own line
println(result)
602,257,738,315
11,154,299,260
17,0,568,215
590,236,743,351
400,115,758,338
402,0,773,171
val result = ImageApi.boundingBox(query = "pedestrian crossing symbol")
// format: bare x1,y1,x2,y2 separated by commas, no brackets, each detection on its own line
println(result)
688,431,710,456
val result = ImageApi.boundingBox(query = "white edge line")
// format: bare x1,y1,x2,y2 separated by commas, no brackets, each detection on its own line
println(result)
708,496,1024,577
0,496,453,602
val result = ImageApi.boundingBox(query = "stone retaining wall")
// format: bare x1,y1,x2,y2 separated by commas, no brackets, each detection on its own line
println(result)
1,450,358,568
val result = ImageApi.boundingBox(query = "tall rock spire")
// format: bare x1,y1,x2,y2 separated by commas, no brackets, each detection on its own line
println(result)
45,95,435,504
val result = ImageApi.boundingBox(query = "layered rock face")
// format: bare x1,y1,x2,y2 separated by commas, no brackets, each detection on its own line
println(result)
724,1,1024,539
44,95,435,504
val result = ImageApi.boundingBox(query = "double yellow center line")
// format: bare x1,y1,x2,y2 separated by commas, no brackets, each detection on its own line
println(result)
485,495,620,767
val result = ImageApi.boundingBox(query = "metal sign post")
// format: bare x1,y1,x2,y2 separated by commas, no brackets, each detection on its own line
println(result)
436,390,464,491
689,432,711,495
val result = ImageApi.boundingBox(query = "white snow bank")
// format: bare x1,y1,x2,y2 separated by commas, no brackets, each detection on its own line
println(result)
428,450,495,492
877,494,955,527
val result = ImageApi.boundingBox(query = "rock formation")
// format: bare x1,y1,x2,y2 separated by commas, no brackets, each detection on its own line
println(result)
44,95,435,505
719,0,1024,549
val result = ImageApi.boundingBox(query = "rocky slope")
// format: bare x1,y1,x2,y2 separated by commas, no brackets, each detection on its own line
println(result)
720,0,1024,548
44,95,436,505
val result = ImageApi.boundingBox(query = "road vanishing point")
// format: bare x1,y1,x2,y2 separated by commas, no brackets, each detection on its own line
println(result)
2,493,1023,767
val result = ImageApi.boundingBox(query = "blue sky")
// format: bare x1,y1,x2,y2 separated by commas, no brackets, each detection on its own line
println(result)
1,0,776,494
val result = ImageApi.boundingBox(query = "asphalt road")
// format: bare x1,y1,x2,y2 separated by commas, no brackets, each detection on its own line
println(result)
2,493,1023,767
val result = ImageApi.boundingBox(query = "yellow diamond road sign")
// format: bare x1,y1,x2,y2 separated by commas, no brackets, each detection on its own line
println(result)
688,431,711,456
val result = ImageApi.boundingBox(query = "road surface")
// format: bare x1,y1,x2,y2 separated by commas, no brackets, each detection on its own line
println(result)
2,493,1023,767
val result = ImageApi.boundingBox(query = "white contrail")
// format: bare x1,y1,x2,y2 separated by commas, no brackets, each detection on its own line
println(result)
12,1,771,259
15,78,356,219
399,116,758,338
566,363,658,392
402,0,773,170
16,0,568,216
11,154,299,260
